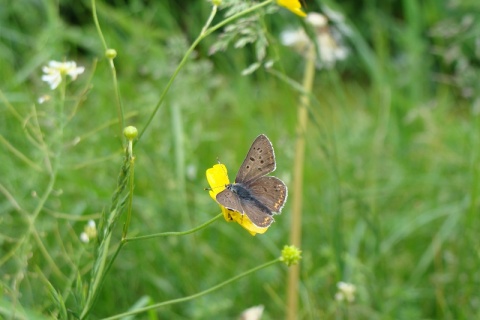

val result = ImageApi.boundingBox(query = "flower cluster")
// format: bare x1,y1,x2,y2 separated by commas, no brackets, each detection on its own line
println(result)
335,281,356,303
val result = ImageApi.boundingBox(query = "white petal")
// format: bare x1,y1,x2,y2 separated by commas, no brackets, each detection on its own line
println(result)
80,232,89,243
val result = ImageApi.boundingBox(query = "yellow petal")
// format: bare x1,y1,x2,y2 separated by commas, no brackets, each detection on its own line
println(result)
277,0,307,17
206,163,230,200
226,209,269,236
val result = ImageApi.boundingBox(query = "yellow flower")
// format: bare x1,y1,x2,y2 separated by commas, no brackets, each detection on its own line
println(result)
277,0,307,17
206,163,269,236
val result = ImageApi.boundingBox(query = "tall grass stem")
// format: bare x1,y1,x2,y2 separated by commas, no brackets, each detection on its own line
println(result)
102,258,281,320
286,45,316,320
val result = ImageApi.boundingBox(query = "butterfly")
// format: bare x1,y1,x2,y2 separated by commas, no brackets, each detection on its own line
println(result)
216,134,288,228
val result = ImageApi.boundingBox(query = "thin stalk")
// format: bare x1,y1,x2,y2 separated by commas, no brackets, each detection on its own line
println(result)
124,213,223,242
286,45,316,320
122,140,135,239
91,0,124,141
0,135,43,172
102,258,281,320
171,103,189,225
137,0,274,141
80,162,131,319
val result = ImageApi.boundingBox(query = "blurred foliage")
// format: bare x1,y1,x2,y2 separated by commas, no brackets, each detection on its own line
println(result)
1,0,480,319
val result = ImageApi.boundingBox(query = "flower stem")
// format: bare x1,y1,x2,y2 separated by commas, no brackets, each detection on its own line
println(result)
124,213,223,242
286,44,316,320
101,257,281,320
137,0,274,141
91,0,124,142
80,158,131,319
201,4,218,35
122,140,135,239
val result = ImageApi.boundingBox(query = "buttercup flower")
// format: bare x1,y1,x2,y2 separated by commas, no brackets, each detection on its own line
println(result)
80,220,97,243
277,0,307,17
335,281,356,303
206,163,269,236
41,60,85,90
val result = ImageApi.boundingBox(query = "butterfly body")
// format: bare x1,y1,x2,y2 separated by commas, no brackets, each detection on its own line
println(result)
226,182,273,214
216,134,288,228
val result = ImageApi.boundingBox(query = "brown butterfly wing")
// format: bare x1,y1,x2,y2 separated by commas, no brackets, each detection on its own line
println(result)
245,176,288,213
235,134,276,184
240,199,275,228
217,187,274,228
216,189,243,213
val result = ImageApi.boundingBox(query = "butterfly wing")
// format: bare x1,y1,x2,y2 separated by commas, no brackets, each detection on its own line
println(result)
240,199,275,228
216,189,243,213
217,187,274,228
235,134,276,184
246,176,288,213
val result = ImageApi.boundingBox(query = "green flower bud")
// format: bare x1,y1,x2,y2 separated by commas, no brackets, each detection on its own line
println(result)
280,245,302,266
123,126,138,140
106,48,117,59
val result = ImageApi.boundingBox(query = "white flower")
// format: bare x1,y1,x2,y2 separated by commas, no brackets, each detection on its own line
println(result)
280,12,348,69
80,232,90,243
41,60,85,90
239,305,264,320
38,94,51,104
80,220,97,243
335,281,356,303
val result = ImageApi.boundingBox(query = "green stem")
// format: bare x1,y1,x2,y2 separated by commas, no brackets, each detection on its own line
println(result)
91,0,108,49
58,75,66,158
102,258,281,320
80,228,113,319
137,0,274,141
109,57,125,142
91,0,124,141
0,134,43,172
80,162,131,318
122,141,135,239
201,4,218,35
124,213,223,242
88,213,222,312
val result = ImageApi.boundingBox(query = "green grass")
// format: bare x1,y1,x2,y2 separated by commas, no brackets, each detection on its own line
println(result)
1,0,480,319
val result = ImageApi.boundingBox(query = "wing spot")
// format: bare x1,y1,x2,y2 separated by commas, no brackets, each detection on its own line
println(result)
249,157,255,161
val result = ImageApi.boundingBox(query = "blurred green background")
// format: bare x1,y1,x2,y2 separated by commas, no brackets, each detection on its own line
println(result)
1,0,480,319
